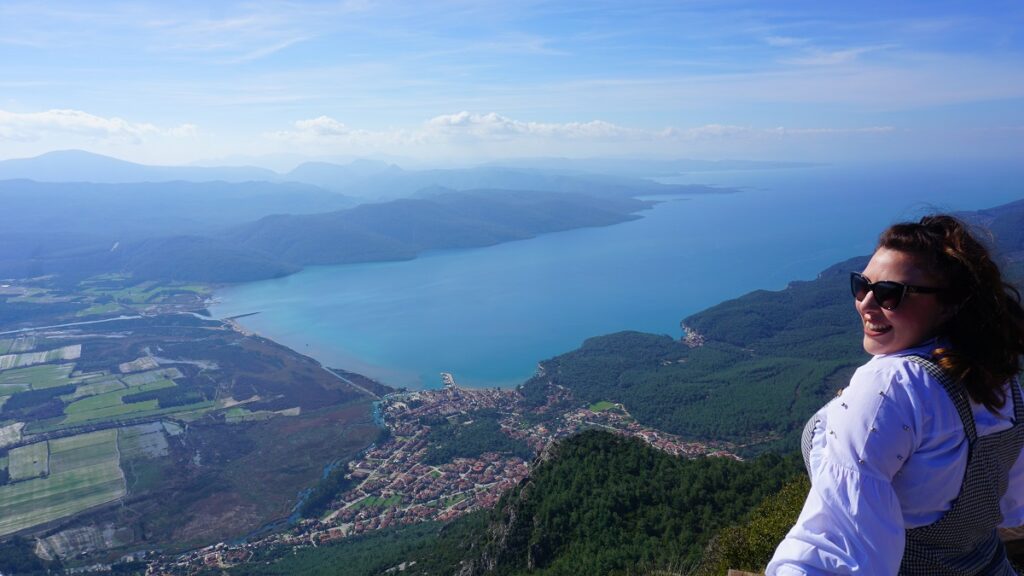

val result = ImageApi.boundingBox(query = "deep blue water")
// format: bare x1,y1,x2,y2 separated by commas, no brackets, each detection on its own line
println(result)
210,161,1024,390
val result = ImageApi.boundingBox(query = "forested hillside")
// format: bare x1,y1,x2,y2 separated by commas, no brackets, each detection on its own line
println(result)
520,257,867,452
225,431,802,576
0,188,652,285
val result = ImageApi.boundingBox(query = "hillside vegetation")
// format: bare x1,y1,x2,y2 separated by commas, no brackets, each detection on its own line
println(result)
0,188,652,284
520,257,867,452
226,431,802,576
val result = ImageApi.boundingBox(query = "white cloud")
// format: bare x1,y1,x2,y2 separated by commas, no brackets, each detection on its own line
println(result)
424,112,637,140
785,44,897,66
294,116,358,137
269,116,378,142
764,36,809,47
0,109,197,143
168,123,199,138
261,112,899,162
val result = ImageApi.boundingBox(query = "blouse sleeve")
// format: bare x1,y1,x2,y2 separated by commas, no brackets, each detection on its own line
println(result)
1000,380,1024,528
767,360,921,575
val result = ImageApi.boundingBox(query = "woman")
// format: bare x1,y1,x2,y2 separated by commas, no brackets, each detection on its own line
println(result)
767,215,1024,575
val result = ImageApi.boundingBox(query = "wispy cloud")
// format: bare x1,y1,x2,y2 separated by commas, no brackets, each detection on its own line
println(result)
424,112,634,139
785,44,898,66
0,109,195,143
764,35,809,47
267,111,896,150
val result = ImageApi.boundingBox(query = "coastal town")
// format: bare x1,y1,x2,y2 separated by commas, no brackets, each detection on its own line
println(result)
153,375,739,573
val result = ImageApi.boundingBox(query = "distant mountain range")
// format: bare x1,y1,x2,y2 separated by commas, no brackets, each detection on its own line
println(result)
0,186,655,284
0,150,747,285
0,150,750,200
0,150,281,184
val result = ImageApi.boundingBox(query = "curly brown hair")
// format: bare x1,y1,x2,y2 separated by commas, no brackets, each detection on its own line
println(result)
879,214,1024,411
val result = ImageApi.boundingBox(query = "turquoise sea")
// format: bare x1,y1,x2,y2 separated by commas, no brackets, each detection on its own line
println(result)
210,160,1024,390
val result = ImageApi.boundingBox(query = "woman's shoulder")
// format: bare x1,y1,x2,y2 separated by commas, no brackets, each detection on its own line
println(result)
850,343,947,400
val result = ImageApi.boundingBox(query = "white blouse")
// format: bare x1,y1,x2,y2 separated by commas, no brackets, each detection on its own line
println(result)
766,341,1024,575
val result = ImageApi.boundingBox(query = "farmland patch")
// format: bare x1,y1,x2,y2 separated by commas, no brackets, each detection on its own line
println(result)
10,336,36,353
0,466,125,536
67,377,125,400
0,346,80,370
0,364,75,389
118,356,159,373
8,441,49,481
121,368,182,386
0,384,28,396
0,429,125,536
0,422,25,449
49,430,119,474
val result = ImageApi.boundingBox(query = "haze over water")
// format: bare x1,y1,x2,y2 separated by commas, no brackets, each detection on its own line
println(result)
211,161,1024,389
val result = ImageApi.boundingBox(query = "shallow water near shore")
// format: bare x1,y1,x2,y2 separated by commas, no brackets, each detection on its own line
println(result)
211,160,1024,390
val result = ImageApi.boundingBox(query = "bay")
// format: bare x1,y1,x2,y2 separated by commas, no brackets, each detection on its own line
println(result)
210,160,1024,390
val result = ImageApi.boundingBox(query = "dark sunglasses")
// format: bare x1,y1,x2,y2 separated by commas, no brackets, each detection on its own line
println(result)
850,272,942,311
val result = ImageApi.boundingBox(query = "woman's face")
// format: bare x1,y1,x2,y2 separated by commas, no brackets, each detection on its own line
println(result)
856,247,949,355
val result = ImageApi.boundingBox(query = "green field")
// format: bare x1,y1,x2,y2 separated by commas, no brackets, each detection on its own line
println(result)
0,364,75,389
0,336,37,354
0,384,28,396
0,429,124,536
121,368,183,386
352,494,403,510
76,302,124,317
224,407,274,423
61,379,176,426
49,430,119,474
588,401,617,412
66,376,126,400
80,281,208,308
8,441,49,481
0,346,80,370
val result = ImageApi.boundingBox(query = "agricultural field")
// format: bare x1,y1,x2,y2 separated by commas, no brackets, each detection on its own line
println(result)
224,407,275,423
0,311,381,560
0,336,37,354
76,302,124,318
61,379,176,426
0,429,125,537
121,367,183,386
0,346,81,370
79,280,210,312
0,422,24,448
0,363,75,390
66,376,125,400
8,441,49,481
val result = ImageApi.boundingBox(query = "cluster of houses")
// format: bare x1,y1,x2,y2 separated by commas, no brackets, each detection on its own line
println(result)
150,380,738,573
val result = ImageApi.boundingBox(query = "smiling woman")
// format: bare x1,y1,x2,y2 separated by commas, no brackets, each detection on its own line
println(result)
768,215,1024,576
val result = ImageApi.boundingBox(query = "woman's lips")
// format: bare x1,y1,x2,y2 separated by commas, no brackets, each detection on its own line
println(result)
864,320,892,335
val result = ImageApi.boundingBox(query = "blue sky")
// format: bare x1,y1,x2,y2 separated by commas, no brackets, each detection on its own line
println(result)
0,0,1021,167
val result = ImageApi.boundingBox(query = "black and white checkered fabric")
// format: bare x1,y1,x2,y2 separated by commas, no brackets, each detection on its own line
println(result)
899,355,1024,576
